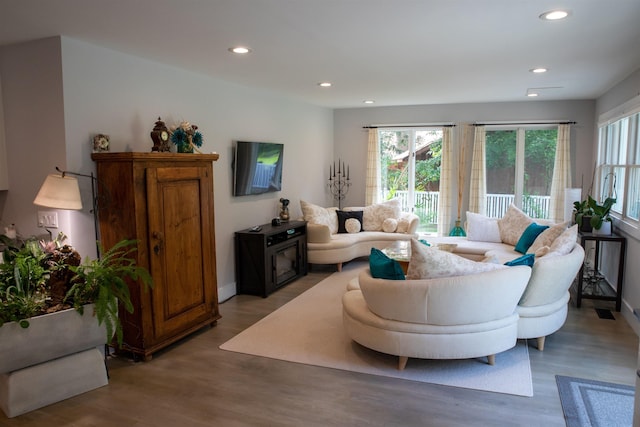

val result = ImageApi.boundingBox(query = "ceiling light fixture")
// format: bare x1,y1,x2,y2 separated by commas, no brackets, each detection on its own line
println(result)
318,82,332,87
229,46,251,54
530,67,548,73
539,10,569,20
527,92,539,97
363,100,375,104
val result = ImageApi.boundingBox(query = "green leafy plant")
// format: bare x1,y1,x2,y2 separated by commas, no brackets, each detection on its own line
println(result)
66,239,153,347
573,199,593,226
588,195,616,230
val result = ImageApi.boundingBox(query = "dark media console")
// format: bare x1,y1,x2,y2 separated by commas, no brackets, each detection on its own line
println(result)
235,220,307,297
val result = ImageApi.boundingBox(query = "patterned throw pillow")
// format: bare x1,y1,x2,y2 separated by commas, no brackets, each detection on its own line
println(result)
382,218,398,233
300,200,338,234
345,218,361,233
547,224,578,256
497,204,534,246
336,210,363,234
406,238,507,280
396,217,411,233
527,221,568,254
362,199,401,231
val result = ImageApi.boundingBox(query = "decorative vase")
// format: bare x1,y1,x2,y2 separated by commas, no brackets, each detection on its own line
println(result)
593,221,612,236
449,219,466,237
177,143,194,153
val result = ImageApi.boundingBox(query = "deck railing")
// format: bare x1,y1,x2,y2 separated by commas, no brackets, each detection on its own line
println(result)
392,191,551,225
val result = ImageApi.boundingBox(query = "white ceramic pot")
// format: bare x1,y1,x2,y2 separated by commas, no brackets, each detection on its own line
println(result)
593,221,612,236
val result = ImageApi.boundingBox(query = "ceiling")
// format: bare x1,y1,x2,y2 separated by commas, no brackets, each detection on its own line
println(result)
1,0,640,109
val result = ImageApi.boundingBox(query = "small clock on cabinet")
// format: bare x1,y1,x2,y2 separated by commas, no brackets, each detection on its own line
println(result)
150,117,171,152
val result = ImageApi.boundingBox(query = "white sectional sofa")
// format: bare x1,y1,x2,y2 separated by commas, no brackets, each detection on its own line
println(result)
301,199,419,271
342,205,586,367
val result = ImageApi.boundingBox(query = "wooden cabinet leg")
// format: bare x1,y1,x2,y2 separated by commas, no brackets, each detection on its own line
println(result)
398,356,408,370
537,336,546,351
487,354,495,365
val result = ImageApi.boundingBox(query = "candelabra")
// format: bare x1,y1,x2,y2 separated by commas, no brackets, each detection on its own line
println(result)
328,160,351,209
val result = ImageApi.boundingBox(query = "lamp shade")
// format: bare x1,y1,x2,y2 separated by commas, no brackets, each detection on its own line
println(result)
33,174,83,210
564,188,582,224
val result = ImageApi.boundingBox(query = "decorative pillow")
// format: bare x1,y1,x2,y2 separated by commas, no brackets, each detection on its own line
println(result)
382,218,398,233
514,223,549,254
497,204,534,246
396,217,410,233
300,200,338,234
505,253,535,267
548,224,578,255
534,246,550,257
406,239,507,280
527,221,568,254
336,210,363,234
466,212,501,243
345,218,361,233
369,248,405,280
362,199,401,231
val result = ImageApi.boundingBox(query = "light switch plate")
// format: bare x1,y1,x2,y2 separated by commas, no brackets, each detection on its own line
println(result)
37,211,59,228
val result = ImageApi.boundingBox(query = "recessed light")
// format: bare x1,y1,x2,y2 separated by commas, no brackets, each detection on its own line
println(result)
318,82,332,87
530,67,548,73
229,46,251,54
363,100,375,104
527,93,539,97
539,10,569,20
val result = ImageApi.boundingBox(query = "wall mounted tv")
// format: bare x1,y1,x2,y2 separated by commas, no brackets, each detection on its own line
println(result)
233,141,284,196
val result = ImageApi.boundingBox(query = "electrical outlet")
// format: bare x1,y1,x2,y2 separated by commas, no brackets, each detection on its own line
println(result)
37,211,59,228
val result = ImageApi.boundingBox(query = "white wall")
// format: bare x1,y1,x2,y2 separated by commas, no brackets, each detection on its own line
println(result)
1,36,333,301
333,100,596,208
595,68,640,330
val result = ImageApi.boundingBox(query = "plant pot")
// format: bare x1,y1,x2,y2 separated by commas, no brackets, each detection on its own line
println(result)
580,215,593,232
593,221,612,236
0,304,108,418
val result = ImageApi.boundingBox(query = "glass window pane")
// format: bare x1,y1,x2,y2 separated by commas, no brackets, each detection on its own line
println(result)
485,130,516,217
523,129,557,218
627,167,640,220
379,130,409,200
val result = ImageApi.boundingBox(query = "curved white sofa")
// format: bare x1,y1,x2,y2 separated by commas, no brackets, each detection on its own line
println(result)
343,266,532,369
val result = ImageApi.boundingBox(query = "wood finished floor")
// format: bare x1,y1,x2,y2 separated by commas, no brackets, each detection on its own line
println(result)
2,263,638,427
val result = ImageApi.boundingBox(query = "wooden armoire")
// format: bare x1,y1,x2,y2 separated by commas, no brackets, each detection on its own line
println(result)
91,152,220,360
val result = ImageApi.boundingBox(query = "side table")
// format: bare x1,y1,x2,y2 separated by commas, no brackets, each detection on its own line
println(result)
576,232,626,311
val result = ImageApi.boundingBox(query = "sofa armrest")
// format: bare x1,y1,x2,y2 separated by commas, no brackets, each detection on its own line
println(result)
307,223,332,244
400,211,420,234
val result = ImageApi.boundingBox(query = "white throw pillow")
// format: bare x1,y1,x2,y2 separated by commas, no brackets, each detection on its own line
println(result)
382,218,398,233
527,221,568,254
497,204,534,246
362,199,401,231
345,218,361,233
300,200,338,234
406,239,508,280
396,216,410,233
466,211,501,242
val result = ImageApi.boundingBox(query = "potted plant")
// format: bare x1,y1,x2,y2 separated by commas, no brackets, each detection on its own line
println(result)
573,199,593,232
0,234,152,418
588,195,616,235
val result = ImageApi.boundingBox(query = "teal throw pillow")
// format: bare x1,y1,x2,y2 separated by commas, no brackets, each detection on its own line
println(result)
369,248,405,280
504,253,535,267
514,223,549,254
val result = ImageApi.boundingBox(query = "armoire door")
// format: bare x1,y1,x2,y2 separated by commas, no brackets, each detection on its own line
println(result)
145,166,217,340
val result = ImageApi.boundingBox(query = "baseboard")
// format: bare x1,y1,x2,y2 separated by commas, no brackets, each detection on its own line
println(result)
218,281,237,303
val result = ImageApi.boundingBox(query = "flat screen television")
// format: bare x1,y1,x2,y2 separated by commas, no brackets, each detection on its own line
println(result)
233,141,284,196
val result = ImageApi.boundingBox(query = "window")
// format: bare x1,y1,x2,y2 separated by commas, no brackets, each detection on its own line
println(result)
597,108,640,228
485,127,557,218
378,128,443,234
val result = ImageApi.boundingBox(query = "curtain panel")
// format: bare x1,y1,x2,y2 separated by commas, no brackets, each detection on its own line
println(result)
365,128,380,206
437,127,454,235
469,125,487,215
548,123,572,222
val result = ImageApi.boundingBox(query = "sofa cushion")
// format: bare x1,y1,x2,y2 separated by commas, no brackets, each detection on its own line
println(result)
527,221,568,254
505,253,535,267
514,223,549,254
336,210,363,234
363,199,401,231
369,248,405,280
301,200,338,234
382,218,398,233
498,204,534,246
406,238,507,280
466,211,501,243
546,224,578,256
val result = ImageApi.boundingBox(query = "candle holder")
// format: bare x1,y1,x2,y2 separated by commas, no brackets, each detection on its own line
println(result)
328,159,351,209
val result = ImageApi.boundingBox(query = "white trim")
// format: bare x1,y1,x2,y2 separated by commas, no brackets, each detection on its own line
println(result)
598,93,640,126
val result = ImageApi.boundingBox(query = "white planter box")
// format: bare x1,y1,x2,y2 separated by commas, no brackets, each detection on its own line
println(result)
0,304,109,418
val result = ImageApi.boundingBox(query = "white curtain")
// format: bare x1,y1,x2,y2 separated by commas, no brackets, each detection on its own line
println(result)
437,127,453,235
365,128,380,205
468,125,487,215
548,124,572,222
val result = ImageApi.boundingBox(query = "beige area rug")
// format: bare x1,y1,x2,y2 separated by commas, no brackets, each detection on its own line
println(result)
220,261,533,397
